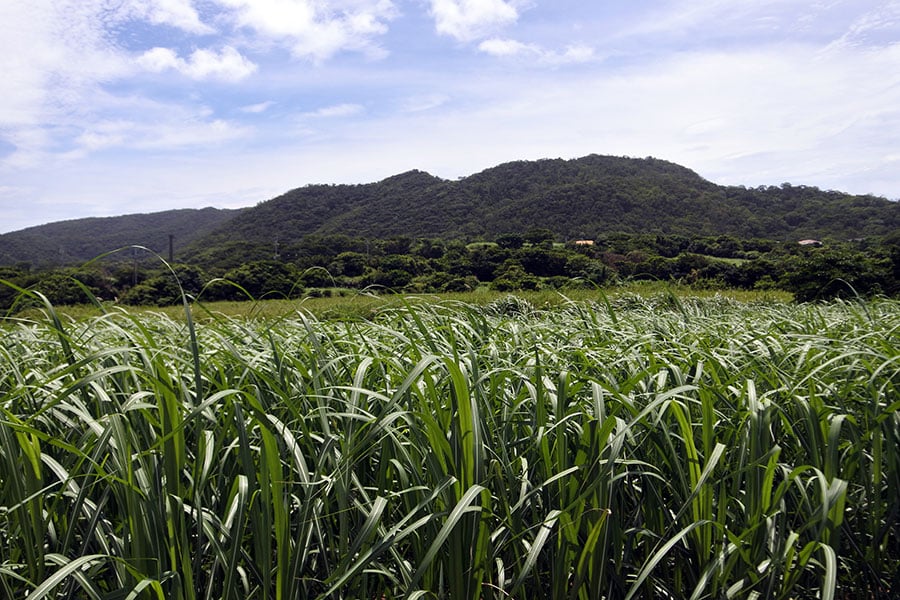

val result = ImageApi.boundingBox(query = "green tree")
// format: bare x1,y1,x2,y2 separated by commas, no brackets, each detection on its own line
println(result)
373,269,413,290
214,260,300,300
379,236,413,255
781,247,890,301
491,260,539,291
564,254,608,284
0,267,33,310
121,264,207,306
517,246,568,277
413,238,446,259
495,233,525,249
330,252,369,277
523,227,555,246
469,245,510,281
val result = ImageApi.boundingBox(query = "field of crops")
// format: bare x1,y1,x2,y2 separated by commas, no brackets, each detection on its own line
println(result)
1,293,898,599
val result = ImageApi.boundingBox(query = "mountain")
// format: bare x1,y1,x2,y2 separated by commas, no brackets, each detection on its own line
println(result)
0,207,243,266
2,155,897,268
185,155,897,264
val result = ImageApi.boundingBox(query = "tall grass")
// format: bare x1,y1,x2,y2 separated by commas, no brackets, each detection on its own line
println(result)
0,294,897,598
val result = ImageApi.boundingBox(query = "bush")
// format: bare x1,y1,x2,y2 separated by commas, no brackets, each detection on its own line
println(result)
120,264,207,306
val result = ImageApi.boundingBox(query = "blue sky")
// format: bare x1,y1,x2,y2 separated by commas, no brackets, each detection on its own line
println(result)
1,0,899,233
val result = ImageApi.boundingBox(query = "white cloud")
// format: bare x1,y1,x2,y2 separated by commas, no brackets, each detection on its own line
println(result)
400,94,449,113
615,0,900,53
66,116,252,157
429,0,520,41
1,128,61,170
0,186,24,196
137,46,257,81
241,100,276,113
302,103,365,117
127,0,215,34
476,37,527,56
478,38,595,64
560,45,596,63
215,0,397,61
0,1,131,128
583,43,900,191
137,47,182,72
75,123,129,152
615,0,844,46
134,119,252,149
829,0,900,47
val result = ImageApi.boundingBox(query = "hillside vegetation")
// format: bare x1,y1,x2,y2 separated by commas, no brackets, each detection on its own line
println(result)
185,155,897,263
1,155,897,270
0,207,242,266
2,155,898,307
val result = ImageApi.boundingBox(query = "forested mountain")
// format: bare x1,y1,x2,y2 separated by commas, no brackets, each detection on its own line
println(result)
185,155,897,265
0,207,242,266
2,155,897,268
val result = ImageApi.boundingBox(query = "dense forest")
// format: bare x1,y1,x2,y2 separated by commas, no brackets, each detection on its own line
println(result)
2,229,899,310
1,155,898,308
0,207,242,266
184,155,898,268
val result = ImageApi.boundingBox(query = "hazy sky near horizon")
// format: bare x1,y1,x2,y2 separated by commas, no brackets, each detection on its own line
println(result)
1,0,899,233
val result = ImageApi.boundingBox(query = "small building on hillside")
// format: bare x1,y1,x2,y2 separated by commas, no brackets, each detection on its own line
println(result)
798,239,823,247
573,240,595,246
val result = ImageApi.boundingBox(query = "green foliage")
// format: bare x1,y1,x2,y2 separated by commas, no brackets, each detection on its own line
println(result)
781,247,892,301
518,245,569,277
26,271,96,305
490,260,540,291
6,231,900,307
413,271,478,292
378,236,413,255
171,155,898,269
523,226,556,245
298,267,335,288
207,260,302,300
0,208,241,267
329,251,368,277
120,263,207,306
412,237,446,259
0,266,118,309
372,268,413,289
564,253,609,284
495,232,524,249
468,245,510,280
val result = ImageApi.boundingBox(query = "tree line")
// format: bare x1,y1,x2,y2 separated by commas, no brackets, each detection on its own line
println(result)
2,229,899,310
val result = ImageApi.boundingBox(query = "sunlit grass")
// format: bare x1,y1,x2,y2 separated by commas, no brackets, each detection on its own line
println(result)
1,292,895,599
12,282,793,321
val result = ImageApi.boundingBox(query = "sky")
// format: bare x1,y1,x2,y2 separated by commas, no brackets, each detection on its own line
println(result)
1,0,899,234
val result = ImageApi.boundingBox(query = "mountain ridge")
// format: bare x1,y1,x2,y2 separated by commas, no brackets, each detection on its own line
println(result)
1,154,896,268
187,154,896,259
0,207,243,266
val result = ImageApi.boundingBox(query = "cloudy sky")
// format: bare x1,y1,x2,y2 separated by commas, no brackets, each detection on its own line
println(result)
1,0,898,233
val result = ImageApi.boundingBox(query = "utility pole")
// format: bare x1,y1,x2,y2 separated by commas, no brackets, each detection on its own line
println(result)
168,234,174,262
